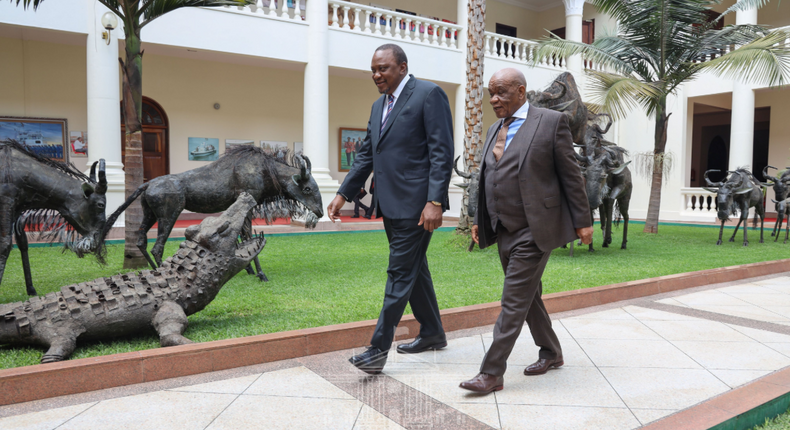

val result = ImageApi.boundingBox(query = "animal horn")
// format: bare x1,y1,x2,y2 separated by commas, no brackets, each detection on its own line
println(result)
90,161,98,183
302,155,312,178
96,159,107,194
596,113,613,134
574,151,587,164
704,169,725,187
548,81,567,100
763,165,779,183
453,156,472,179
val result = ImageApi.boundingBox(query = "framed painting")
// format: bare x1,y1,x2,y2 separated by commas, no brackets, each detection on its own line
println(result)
0,117,68,162
69,131,88,158
188,137,219,161
338,128,366,172
225,139,255,151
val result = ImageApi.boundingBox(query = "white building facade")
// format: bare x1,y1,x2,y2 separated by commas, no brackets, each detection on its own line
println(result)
1,0,789,227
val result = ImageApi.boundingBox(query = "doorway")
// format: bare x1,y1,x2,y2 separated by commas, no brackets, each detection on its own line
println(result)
121,97,170,182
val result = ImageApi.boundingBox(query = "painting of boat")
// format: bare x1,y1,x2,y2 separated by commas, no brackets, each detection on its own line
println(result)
188,137,220,161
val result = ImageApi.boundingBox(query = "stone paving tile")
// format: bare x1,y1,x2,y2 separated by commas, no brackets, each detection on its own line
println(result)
670,340,790,370
496,404,640,430
206,395,363,430
623,306,699,321
244,366,355,399
448,402,502,429
0,402,97,430
494,366,626,408
59,391,237,430
708,369,773,388
169,374,260,395
353,405,407,430
561,318,663,340
691,305,790,323
726,324,790,343
630,408,677,426
386,363,498,405
564,308,637,321
433,335,487,365
727,293,790,308
575,338,701,369
717,283,784,295
655,297,690,308
671,290,754,307
599,367,731,410
640,319,753,342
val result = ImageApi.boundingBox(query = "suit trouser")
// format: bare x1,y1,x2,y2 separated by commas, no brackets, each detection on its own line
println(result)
370,217,445,351
480,223,562,377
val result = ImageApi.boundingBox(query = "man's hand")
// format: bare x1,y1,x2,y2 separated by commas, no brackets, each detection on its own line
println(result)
471,225,479,244
418,203,443,232
327,195,346,222
576,226,593,245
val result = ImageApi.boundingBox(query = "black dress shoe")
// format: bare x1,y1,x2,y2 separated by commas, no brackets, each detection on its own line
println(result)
363,215,372,219
349,347,388,374
396,334,447,354
351,214,360,218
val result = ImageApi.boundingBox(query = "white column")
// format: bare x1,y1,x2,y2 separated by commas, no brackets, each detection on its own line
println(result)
448,0,469,218
86,2,125,227
728,3,758,171
303,0,340,222
563,0,584,77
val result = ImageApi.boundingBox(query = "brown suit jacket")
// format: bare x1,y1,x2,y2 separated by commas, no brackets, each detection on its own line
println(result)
474,105,591,252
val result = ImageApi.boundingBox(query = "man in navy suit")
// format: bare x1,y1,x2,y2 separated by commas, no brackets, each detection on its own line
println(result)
327,44,454,374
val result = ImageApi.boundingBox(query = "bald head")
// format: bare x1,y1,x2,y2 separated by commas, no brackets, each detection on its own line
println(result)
488,68,527,119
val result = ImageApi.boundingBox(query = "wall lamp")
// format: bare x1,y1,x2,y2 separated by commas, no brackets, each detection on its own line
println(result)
101,12,118,45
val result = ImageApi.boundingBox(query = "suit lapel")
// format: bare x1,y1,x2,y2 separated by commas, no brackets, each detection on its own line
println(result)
517,106,543,172
379,75,415,142
371,95,385,150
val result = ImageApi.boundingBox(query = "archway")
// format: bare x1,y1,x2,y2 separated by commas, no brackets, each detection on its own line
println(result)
121,97,170,182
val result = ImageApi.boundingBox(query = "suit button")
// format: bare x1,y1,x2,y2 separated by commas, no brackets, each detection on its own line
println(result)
376,149,381,154
493,183,497,187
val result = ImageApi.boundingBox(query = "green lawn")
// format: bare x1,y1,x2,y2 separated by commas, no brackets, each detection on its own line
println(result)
0,222,788,368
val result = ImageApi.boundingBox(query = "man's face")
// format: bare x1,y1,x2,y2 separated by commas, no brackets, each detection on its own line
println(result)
371,50,407,94
488,77,526,119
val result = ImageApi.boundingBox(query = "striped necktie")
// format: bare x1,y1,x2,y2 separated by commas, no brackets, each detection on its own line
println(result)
380,94,395,133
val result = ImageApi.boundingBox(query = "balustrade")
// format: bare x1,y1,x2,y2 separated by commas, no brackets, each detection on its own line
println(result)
681,188,717,215
327,0,462,49
482,32,567,70
227,0,305,21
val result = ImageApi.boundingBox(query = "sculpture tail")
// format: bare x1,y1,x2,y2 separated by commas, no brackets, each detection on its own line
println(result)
103,182,150,239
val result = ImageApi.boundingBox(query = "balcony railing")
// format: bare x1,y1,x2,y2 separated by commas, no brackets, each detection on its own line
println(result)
328,0,463,50
483,32,567,70
221,0,306,21
681,187,717,218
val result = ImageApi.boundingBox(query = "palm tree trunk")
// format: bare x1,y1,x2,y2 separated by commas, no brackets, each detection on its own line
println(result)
643,99,670,234
121,31,148,269
456,0,485,234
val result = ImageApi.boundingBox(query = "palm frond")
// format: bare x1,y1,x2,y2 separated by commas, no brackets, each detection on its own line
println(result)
586,71,664,120
722,0,772,16
701,30,790,87
139,0,254,25
8,0,45,10
531,36,636,76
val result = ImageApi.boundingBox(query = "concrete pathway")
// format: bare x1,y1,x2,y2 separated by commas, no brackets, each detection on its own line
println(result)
3,274,790,430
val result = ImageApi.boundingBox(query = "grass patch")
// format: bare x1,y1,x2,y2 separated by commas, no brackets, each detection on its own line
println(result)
0,223,786,368
751,407,790,430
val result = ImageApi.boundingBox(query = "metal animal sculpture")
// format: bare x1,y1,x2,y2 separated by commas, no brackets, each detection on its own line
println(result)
453,156,480,251
106,147,323,280
577,150,632,251
762,166,790,239
1,139,108,296
704,169,766,246
0,193,266,363
771,197,790,244
528,72,588,145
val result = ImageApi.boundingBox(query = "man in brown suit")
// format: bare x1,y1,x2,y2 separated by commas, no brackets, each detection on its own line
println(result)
460,68,593,394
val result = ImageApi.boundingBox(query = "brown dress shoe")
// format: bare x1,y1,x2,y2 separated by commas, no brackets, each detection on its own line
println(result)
524,356,564,375
459,373,504,393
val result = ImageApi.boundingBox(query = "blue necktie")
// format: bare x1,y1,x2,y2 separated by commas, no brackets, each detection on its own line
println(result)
381,94,395,133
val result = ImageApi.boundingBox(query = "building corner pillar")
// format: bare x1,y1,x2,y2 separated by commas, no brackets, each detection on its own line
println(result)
86,2,125,227
729,3,758,171
303,0,339,222
562,0,584,78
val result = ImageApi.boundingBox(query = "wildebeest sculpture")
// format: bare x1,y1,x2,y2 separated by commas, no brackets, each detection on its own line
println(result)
1,139,107,296
106,146,324,279
576,150,632,251
704,169,766,246
528,72,588,145
771,197,790,244
763,166,790,241
453,156,480,251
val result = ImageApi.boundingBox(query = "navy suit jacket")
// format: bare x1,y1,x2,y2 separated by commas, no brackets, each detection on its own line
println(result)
338,75,454,219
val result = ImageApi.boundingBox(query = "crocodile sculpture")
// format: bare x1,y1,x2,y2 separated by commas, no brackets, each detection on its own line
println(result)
0,193,266,363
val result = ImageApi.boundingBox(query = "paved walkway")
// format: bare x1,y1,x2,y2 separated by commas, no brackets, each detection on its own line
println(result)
2,274,790,429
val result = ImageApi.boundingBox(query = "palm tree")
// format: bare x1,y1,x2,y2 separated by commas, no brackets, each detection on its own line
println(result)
457,0,486,234
13,0,253,267
531,0,790,233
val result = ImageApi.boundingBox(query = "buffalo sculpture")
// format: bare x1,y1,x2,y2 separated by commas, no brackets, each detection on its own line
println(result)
0,139,108,296
704,169,766,246
106,146,323,279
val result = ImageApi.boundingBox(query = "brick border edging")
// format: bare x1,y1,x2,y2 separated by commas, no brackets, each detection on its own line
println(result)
641,366,790,430
1,258,789,407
